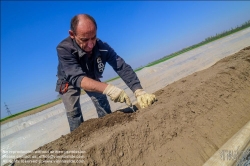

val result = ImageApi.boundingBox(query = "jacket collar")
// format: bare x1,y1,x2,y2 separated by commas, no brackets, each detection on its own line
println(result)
72,39,87,58
72,39,101,59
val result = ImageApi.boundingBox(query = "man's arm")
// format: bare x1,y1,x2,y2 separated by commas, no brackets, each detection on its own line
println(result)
102,42,142,92
80,77,107,93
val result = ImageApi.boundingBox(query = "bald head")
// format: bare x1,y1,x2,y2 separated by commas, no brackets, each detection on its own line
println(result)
70,14,97,34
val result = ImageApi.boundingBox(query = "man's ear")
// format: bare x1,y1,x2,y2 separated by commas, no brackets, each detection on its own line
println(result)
69,30,75,39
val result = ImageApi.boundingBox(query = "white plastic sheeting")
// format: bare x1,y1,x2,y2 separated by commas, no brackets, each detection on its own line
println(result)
1,28,250,165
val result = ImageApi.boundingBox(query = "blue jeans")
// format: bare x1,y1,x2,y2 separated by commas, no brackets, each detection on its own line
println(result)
61,85,111,132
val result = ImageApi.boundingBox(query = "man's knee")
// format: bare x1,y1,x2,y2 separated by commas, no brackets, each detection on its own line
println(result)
61,85,83,131
65,106,84,132
67,112,83,132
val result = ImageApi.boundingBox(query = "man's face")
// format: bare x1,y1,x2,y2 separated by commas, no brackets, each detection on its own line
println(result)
69,19,96,54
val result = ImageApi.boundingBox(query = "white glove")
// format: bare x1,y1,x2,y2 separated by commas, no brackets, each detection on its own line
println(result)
134,89,157,108
103,84,132,106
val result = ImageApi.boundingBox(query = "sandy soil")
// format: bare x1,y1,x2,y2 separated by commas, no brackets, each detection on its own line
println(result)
12,46,250,165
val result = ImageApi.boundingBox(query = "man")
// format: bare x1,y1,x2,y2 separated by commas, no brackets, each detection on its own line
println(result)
56,14,156,132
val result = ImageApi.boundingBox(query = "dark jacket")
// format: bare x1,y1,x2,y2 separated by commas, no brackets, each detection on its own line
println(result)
55,37,142,93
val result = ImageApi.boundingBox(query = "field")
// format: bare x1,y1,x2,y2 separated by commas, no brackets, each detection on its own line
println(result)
2,21,249,125
11,46,250,165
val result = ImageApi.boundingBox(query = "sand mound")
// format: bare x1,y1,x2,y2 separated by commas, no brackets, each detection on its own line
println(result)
12,46,250,166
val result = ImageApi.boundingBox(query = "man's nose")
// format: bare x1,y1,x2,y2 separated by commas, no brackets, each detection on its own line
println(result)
87,41,94,48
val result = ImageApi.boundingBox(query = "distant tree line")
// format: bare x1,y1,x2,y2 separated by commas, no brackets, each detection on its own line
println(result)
204,20,250,42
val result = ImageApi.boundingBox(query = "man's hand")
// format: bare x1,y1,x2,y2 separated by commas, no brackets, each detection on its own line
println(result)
134,89,157,108
103,84,132,106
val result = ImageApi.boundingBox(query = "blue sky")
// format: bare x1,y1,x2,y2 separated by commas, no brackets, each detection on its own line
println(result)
1,1,250,118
